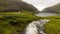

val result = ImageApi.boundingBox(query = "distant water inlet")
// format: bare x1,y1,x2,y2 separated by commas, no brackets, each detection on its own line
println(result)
36,13,58,17
25,19,50,34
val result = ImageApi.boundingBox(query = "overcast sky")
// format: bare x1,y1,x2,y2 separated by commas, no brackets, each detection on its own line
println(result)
22,0,60,11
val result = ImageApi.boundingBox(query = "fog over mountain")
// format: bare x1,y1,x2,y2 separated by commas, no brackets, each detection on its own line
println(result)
23,0,60,11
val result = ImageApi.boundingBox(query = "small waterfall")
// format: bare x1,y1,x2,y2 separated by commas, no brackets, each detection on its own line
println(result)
25,19,50,34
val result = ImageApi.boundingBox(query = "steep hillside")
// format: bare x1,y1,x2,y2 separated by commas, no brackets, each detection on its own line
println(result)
0,0,39,13
42,3,60,14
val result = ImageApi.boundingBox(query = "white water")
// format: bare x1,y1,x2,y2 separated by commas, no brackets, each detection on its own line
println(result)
25,19,50,34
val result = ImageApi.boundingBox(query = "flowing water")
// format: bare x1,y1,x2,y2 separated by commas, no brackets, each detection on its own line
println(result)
25,19,50,34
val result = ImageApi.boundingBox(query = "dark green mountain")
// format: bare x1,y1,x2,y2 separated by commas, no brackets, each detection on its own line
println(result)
0,0,39,13
42,3,60,14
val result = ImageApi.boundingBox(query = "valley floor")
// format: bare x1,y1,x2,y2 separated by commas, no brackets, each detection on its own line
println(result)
0,12,60,34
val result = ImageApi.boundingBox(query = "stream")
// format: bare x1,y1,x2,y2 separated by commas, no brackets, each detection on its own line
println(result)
25,19,50,34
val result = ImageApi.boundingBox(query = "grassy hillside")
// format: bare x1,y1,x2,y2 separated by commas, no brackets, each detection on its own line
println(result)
44,15,60,34
0,12,41,34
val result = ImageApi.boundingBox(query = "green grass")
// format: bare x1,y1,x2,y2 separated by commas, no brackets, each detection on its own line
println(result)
44,15,60,34
1,12,60,34
0,12,41,34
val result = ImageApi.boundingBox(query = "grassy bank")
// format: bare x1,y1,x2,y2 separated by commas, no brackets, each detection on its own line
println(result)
44,15,60,34
0,12,41,34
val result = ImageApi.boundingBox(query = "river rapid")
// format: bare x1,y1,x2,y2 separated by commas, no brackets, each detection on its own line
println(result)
25,19,50,34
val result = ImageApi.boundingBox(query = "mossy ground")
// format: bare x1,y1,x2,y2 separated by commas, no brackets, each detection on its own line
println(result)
0,12,41,34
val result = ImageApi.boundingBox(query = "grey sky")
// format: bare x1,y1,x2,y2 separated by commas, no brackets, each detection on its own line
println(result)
23,0,60,11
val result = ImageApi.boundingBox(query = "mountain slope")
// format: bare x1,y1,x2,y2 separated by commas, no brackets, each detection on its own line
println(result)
0,0,39,13
42,3,60,14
